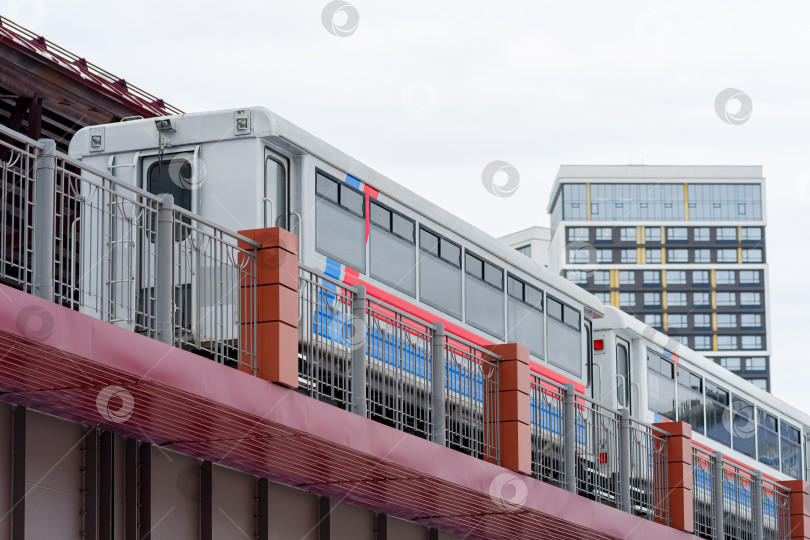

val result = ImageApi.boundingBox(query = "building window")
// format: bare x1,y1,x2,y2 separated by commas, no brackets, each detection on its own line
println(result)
566,270,588,285
740,292,761,306
717,227,737,242
741,335,763,350
669,314,688,328
619,270,635,285
645,314,662,328
694,314,711,328
742,227,762,243
620,227,636,242
590,183,685,221
666,227,688,242
619,292,636,307
741,314,762,328
717,249,738,263
646,248,661,263
694,336,712,350
593,270,610,285
740,270,761,285
745,357,767,372
694,249,711,263
516,244,532,257
568,227,589,242
645,227,661,242
742,249,763,263
595,227,613,242
667,292,687,307
666,270,686,285
569,249,590,264
620,249,637,263
693,292,710,307
750,379,768,390
692,270,709,286
643,270,660,286
688,184,762,221
694,227,710,241
670,335,689,346
562,185,587,222
594,292,610,304
715,270,735,285
716,292,736,307
717,335,738,350
597,250,613,264
668,249,688,263
644,292,661,307
721,358,741,371
717,314,737,328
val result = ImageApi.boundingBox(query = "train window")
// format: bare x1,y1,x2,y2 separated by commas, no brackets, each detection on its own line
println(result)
419,227,462,318
465,252,505,339
368,200,416,296
315,172,366,272
781,421,802,478
547,297,582,377
647,351,676,421
617,342,630,409
677,366,704,434
705,381,731,446
147,159,193,240
265,156,289,228
757,410,779,469
506,274,544,357
731,396,756,458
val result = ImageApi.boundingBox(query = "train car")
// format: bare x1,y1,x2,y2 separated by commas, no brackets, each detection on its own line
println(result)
68,106,604,394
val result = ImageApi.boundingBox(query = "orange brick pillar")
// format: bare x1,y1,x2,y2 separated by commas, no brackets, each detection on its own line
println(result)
652,421,694,533
483,343,531,475
780,479,810,539
238,227,299,388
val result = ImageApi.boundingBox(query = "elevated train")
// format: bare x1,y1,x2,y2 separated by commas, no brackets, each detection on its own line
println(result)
69,107,810,499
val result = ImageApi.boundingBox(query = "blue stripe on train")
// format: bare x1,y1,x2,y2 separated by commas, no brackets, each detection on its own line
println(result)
310,296,477,398
345,174,362,190
691,463,778,519
529,398,586,442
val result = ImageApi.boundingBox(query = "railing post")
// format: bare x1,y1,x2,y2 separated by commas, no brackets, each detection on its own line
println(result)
753,470,764,540
779,479,809,540
563,383,577,493
33,138,56,301
431,323,446,446
351,285,367,417
155,194,174,345
619,408,632,513
711,452,725,540
652,421,693,532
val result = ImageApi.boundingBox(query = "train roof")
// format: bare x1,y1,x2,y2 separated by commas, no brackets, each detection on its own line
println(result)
595,306,810,430
70,106,605,316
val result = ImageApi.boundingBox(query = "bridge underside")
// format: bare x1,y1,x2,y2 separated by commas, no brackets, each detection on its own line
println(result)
0,284,691,540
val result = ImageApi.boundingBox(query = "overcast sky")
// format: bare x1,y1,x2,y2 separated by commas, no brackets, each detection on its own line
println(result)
13,0,810,410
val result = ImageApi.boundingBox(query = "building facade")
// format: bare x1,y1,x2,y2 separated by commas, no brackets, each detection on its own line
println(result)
543,165,771,390
498,226,551,267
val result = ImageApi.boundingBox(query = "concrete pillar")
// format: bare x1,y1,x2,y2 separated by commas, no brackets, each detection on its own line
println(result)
780,479,810,539
237,227,299,387
652,421,694,533
483,343,531,475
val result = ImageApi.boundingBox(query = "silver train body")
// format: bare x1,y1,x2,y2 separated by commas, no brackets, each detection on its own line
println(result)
69,107,809,482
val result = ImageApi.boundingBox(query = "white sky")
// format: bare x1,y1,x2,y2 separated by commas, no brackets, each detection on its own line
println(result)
12,0,810,410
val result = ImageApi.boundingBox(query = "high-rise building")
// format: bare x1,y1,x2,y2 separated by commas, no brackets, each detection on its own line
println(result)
509,165,771,390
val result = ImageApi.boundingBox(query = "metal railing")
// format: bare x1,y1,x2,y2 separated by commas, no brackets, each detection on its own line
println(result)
529,373,669,524
0,126,259,371
691,446,792,540
297,265,500,463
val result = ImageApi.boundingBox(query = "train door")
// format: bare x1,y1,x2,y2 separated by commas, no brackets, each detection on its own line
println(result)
264,150,289,230
616,338,632,413
584,319,594,399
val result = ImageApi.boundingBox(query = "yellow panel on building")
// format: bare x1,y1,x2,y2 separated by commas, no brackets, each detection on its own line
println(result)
712,312,717,331
663,312,669,332
710,269,716,288
586,183,592,221
712,334,718,351
663,291,668,309
684,184,690,221
610,290,620,307
711,291,717,309
637,226,644,244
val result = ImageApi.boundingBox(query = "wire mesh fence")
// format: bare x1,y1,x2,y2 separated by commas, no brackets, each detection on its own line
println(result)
627,419,668,523
574,395,622,506
762,477,791,540
530,375,566,488
722,462,756,540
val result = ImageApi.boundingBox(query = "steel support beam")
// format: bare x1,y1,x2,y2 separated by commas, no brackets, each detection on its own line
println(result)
318,496,331,540
563,383,577,493
33,138,56,301
257,477,269,540
84,428,100,540
201,461,213,540
351,285,367,417
431,323,446,445
99,431,114,540
618,408,632,513
11,406,26,540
